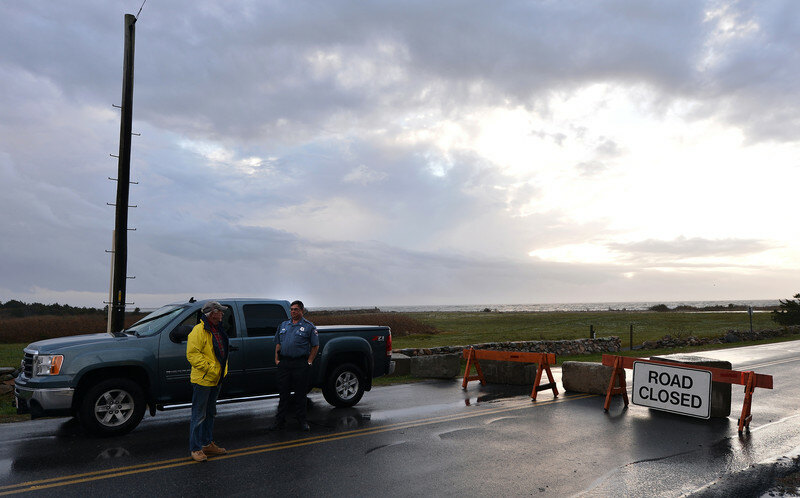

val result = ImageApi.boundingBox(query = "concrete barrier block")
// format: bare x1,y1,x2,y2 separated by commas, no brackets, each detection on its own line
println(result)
650,354,732,418
390,353,411,376
479,359,538,385
562,361,616,395
410,353,460,379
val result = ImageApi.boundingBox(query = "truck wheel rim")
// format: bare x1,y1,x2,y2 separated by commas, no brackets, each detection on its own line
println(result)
335,372,358,400
94,389,134,427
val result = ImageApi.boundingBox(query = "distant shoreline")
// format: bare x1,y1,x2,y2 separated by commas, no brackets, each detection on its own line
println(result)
310,299,780,314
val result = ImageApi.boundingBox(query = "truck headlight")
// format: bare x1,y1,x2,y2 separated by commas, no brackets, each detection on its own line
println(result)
33,355,64,376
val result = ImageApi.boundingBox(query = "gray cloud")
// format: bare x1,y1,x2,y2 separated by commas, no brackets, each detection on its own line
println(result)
1,1,799,308
609,236,774,258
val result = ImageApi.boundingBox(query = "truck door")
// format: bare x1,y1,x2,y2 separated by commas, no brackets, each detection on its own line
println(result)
217,302,245,398
240,303,288,395
158,310,198,403
157,303,245,403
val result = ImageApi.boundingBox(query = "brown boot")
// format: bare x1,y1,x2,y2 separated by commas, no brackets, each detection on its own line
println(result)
190,450,207,462
202,441,227,456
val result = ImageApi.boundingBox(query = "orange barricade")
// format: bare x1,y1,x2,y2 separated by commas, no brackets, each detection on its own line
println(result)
462,348,559,401
601,354,773,433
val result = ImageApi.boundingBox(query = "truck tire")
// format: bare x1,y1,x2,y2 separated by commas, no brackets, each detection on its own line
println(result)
323,363,365,407
78,378,146,437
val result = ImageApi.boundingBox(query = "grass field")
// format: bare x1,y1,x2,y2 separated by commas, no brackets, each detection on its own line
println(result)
391,310,778,349
0,311,781,366
0,313,145,345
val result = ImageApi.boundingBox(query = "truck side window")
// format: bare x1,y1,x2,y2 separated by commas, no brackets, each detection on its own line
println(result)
221,306,236,338
242,304,288,337
169,312,199,344
169,306,236,342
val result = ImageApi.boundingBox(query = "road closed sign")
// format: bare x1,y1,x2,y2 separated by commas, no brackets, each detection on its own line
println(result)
632,361,712,419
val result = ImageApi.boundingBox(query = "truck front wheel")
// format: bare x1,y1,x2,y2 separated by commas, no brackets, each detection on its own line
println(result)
322,363,365,407
78,378,146,437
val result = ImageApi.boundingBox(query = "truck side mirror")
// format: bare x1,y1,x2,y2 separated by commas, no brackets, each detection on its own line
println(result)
169,325,193,344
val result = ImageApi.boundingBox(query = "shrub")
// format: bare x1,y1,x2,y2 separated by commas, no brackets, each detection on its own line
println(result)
772,293,800,326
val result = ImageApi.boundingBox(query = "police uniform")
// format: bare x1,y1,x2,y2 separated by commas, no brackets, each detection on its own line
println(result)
272,317,319,428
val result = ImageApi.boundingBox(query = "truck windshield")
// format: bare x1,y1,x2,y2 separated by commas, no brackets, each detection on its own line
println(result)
125,305,187,337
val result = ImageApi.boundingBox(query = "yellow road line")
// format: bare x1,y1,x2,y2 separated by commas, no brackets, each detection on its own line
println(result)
0,393,596,495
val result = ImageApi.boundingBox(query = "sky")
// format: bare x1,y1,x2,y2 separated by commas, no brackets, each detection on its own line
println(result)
1,1,799,309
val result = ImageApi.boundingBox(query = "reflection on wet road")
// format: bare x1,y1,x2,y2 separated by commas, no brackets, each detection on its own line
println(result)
1,390,594,495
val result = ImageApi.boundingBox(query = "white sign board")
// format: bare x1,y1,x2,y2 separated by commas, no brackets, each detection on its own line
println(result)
632,361,712,419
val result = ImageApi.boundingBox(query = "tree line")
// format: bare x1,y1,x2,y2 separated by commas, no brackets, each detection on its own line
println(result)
0,300,105,318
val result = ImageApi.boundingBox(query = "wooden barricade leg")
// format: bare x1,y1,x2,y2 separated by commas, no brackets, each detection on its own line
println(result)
461,348,474,389
531,359,559,401
738,371,756,433
544,362,559,397
603,356,628,412
473,354,485,385
461,348,486,389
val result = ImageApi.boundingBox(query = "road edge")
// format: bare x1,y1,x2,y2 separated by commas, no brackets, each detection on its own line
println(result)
687,445,800,497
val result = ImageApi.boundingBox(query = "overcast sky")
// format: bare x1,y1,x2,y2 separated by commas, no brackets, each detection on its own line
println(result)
1,1,799,309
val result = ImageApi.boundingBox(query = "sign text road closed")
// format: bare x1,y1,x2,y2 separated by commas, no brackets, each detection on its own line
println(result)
632,361,712,419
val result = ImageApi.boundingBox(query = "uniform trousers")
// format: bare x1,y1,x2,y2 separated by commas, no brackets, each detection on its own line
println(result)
275,357,311,424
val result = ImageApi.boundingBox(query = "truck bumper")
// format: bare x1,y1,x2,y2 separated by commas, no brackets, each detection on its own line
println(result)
14,385,74,419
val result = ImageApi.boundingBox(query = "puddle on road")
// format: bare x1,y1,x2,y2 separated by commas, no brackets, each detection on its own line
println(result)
463,385,535,406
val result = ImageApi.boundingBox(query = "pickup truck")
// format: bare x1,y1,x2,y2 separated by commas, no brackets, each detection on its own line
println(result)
14,298,394,436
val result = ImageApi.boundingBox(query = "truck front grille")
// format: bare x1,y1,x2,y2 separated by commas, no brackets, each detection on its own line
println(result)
23,352,33,378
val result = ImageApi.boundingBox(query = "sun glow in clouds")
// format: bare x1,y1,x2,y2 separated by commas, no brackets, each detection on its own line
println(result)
178,138,268,175
529,243,622,265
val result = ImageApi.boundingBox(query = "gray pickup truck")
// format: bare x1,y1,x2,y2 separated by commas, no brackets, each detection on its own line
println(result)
14,298,394,436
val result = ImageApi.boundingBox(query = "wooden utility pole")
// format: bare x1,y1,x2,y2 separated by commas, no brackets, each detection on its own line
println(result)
110,14,136,333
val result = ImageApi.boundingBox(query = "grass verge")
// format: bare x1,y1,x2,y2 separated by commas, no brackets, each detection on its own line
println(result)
1,344,27,421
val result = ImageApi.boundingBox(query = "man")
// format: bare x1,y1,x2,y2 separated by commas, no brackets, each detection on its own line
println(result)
186,301,229,462
269,300,319,431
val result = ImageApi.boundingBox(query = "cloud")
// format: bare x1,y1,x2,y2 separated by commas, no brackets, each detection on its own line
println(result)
609,236,774,258
343,165,388,186
2,1,799,309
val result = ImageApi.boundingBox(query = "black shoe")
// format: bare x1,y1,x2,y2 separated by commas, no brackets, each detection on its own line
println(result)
267,421,285,431
299,421,310,432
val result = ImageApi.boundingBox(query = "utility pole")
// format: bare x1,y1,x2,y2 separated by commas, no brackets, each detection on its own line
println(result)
110,14,136,333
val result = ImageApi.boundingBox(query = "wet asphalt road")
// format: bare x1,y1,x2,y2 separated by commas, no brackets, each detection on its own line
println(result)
1,340,799,497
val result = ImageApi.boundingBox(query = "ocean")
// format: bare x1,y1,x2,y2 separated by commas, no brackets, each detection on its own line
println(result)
321,299,780,313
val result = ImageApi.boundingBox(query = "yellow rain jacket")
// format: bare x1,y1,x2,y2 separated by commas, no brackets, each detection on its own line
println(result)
186,320,228,386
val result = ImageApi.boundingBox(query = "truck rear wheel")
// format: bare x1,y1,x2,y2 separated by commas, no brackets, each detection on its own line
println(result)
78,378,146,437
323,363,365,407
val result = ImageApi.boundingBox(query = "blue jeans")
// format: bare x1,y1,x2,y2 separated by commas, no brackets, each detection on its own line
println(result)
189,383,221,452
